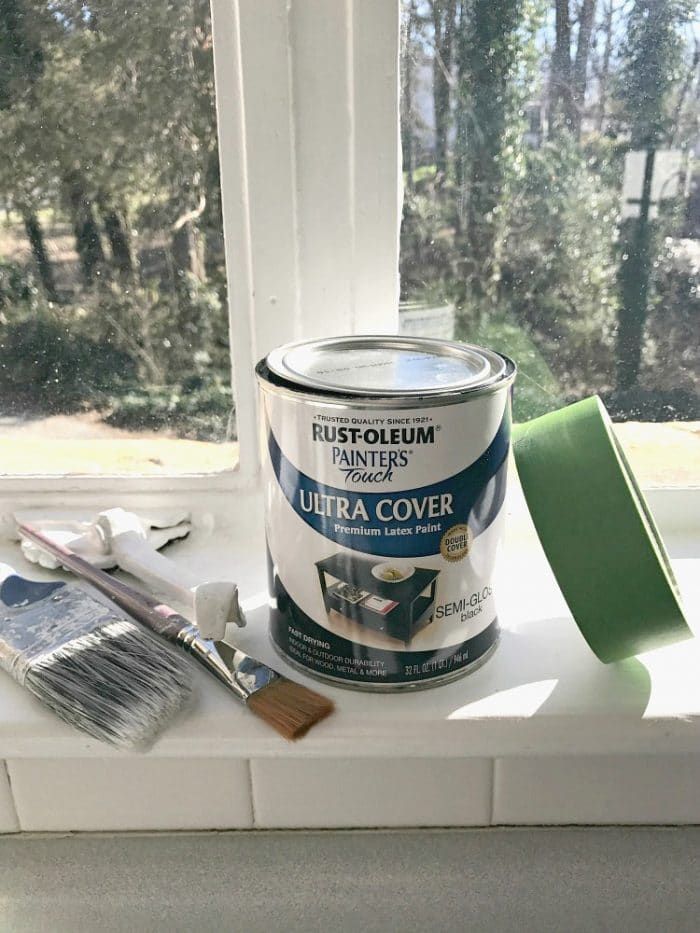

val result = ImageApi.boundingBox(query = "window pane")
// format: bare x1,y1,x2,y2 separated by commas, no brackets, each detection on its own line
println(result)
399,1,699,437
0,0,236,474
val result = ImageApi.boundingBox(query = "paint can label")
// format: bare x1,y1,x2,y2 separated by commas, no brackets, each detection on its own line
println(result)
261,388,510,688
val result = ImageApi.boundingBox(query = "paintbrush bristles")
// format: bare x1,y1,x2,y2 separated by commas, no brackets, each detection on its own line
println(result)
247,677,334,740
25,620,192,749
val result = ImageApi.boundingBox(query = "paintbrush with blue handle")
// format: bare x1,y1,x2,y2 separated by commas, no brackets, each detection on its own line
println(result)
0,562,192,748
18,523,334,740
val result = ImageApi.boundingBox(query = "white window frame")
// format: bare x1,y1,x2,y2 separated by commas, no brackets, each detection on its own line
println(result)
0,0,401,519
0,0,695,527
213,0,401,476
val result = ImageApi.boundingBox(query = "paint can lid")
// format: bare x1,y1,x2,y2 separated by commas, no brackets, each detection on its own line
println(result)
259,335,515,399
512,396,691,662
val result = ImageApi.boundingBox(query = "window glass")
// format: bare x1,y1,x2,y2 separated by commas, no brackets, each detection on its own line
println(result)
0,0,236,474
399,0,699,433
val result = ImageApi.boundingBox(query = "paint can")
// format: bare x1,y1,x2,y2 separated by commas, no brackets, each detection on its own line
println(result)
256,336,516,690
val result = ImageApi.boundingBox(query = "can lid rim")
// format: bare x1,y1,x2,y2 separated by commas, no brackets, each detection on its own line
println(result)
258,335,515,399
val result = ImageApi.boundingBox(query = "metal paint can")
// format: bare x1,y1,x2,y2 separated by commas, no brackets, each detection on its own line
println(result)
256,335,516,690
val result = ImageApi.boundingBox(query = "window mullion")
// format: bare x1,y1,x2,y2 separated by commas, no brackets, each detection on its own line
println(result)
213,0,402,480
350,0,402,333
214,0,402,365
210,0,261,477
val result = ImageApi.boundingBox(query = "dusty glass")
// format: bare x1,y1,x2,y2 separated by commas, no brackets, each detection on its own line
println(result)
399,0,699,444
0,0,236,474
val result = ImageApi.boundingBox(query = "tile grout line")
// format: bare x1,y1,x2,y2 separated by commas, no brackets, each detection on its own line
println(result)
246,759,258,828
489,759,496,826
2,759,21,832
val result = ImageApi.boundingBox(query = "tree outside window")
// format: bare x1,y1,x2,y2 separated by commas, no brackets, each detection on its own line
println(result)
400,0,699,424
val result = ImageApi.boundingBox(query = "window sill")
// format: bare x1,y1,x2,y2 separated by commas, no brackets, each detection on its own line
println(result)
0,476,698,830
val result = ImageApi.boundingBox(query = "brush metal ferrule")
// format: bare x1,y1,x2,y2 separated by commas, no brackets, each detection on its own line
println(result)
176,623,279,704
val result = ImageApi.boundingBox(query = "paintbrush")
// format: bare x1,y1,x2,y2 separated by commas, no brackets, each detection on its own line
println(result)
19,523,334,740
0,563,192,749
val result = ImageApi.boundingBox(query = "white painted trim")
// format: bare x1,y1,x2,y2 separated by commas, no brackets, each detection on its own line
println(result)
351,0,403,331
0,471,251,539
224,0,401,355
646,487,700,538
233,0,301,358
287,0,401,337
210,0,259,479
212,0,400,475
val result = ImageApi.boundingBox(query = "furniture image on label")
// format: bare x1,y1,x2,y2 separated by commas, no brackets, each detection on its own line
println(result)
315,552,439,645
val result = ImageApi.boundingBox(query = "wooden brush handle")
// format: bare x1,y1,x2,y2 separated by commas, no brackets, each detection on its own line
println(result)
18,523,190,642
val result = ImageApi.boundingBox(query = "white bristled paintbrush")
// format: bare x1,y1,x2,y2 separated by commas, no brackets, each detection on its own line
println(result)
0,563,192,748
19,523,334,740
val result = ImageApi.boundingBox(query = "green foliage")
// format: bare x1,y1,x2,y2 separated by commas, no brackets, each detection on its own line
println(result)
400,180,459,300
454,0,527,305
0,259,41,310
613,0,695,390
644,237,700,401
0,259,231,432
402,120,623,405
454,311,564,421
0,0,46,108
619,0,695,148
105,373,233,441
0,293,136,413
400,0,698,420
86,276,229,386
2,0,220,225
500,136,621,388
0,0,232,440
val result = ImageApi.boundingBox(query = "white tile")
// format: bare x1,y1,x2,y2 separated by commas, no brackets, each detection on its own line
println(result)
494,756,700,825
251,757,492,828
0,762,19,833
8,758,253,832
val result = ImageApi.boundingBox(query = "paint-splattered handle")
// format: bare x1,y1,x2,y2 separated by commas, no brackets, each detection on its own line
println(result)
17,523,191,643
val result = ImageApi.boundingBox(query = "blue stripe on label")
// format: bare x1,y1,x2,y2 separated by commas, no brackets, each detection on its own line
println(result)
268,409,510,557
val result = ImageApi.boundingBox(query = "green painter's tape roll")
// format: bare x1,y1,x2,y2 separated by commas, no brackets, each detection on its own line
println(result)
512,396,691,662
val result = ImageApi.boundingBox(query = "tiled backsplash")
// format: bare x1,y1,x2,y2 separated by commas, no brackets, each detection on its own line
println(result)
4,755,700,832
7,758,252,833
250,757,493,828
0,763,18,833
493,756,700,825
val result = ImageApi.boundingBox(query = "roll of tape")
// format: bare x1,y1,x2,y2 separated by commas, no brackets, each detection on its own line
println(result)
512,396,691,662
